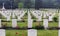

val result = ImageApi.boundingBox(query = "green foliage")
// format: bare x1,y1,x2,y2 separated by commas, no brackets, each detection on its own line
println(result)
18,3,23,9
53,17,58,22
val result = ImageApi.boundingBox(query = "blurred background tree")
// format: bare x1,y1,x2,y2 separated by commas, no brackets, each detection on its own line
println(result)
18,2,23,9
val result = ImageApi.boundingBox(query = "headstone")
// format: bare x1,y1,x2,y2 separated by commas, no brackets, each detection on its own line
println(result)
59,13,60,36
43,12,47,18
28,19,33,28
58,30,60,36
48,13,53,21
43,19,48,29
7,16,10,21
0,19,1,27
0,29,5,36
6,11,11,21
49,16,53,21
28,29,37,36
48,12,56,21
37,12,42,21
28,11,33,28
12,19,17,28
12,12,15,18
59,13,60,27
37,16,42,21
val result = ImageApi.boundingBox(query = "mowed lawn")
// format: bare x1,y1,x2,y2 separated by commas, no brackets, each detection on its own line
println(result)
6,30,58,36
2,19,58,36
4,21,58,36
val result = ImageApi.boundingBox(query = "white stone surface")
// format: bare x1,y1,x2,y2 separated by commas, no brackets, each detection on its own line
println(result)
12,12,15,18
7,16,10,21
28,19,33,28
0,29,5,36
59,13,60,27
0,19,1,27
12,19,17,28
58,30,60,36
43,19,48,29
48,12,56,21
49,16,53,21
43,12,47,18
28,29,37,36
37,13,42,21
59,13,60,36
28,11,33,28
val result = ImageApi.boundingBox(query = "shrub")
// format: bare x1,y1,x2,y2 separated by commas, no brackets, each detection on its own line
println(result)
53,17,58,22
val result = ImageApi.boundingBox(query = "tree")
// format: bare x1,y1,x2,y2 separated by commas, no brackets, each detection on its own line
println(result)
18,2,23,9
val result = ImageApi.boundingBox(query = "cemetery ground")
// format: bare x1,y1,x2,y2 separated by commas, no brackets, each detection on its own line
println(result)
0,10,59,36
4,21,58,36
2,19,59,36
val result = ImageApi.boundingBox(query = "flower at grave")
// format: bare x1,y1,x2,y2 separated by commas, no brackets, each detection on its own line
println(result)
16,32,19,35
2,23,7,27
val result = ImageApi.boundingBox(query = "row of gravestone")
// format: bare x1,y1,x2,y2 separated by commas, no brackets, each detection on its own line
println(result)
0,10,56,29
0,10,26,21
31,10,56,21
0,10,57,21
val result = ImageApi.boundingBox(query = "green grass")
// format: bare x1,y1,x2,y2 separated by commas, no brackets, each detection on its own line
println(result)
3,21,58,36
6,30,58,36
37,30,58,36
6,30,27,36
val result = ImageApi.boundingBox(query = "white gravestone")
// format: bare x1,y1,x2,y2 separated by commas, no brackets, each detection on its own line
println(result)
12,12,15,18
37,13,42,21
0,19,1,27
43,12,47,18
58,30,60,36
48,13,53,21
7,16,10,21
48,12,56,21
28,11,33,28
59,13,60,36
43,19,48,29
28,29,37,36
28,19,33,28
12,19,17,28
49,16,53,21
6,11,11,21
0,29,5,36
